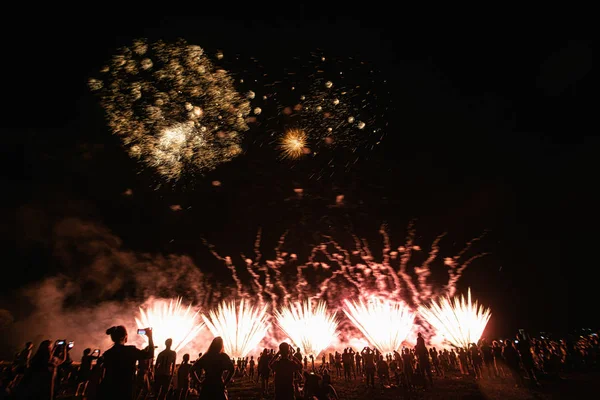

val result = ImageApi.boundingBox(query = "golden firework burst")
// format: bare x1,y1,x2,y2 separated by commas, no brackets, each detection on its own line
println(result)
279,128,308,160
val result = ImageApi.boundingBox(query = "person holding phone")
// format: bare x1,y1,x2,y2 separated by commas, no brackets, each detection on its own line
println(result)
100,325,154,400
20,339,67,399
75,348,99,396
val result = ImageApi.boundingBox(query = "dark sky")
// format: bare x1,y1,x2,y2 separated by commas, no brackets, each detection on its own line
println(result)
1,13,595,338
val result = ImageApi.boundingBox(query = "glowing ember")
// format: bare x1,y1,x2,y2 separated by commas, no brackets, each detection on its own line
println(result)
275,300,338,357
202,300,269,358
343,296,415,353
279,128,308,159
135,297,204,352
418,288,491,349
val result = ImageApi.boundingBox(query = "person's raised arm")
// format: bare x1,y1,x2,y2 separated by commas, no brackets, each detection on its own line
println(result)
58,345,68,364
190,358,203,385
136,329,155,360
268,351,280,369
223,356,235,386
291,354,303,371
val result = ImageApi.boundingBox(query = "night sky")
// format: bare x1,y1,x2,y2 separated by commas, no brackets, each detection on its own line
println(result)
1,13,595,344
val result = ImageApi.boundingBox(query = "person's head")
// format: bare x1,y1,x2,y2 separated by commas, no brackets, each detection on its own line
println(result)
206,337,224,355
165,338,173,349
183,353,190,363
251,355,254,360
30,340,52,367
279,342,290,357
106,326,127,344
297,347,301,353
83,348,91,356
418,333,422,338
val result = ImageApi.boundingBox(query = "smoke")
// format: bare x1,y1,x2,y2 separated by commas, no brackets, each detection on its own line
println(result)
2,205,226,359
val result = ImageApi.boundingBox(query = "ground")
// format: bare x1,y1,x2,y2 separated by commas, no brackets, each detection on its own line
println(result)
222,370,599,399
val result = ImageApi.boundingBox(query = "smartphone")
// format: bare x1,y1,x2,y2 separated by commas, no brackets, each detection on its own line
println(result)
540,336,545,339
137,329,146,335
499,340,503,343
56,340,66,346
92,349,100,355
515,340,519,344
68,341,74,349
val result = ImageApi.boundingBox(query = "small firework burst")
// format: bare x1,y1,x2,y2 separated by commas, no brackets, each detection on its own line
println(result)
279,128,308,160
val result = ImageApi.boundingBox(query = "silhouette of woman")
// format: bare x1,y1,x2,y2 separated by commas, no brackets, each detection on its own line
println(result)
100,326,155,400
21,339,67,400
191,336,234,400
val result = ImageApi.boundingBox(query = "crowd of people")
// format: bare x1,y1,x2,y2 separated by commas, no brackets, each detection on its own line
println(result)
0,327,598,399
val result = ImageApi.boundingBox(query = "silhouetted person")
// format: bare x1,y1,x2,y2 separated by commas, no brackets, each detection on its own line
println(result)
269,342,303,400
402,348,414,389
491,340,505,377
155,338,176,399
134,346,153,399
21,339,67,400
342,349,352,381
85,356,104,400
377,355,389,387
13,342,33,375
258,348,272,395
100,325,155,400
76,348,99,396
516,334,539,386
248,355,255,380
469,343,483,379
415,333,433,386
79,348,98,380
503,339,523,387
190,336,234,400
480,340,494,378
303,370,322,399
355,351,362,376
176,353,192,400
361,347,375,387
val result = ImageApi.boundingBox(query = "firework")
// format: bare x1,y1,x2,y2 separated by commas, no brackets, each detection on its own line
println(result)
343,296,415,353
205,224,487,324
202,300,269,358
275,300,338,357
135,297,204,352
418,288,491,349
273,52,389,153
279,128,308,159
89,39,250,181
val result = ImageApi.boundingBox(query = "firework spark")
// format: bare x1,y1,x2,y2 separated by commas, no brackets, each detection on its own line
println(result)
202,300,270,358
135,297,204,352
275,300,338,357
279,128,308,159
418,288,491,349
89,39,250,181
206,224,487,322
343,296,415,353
271,51,389,155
